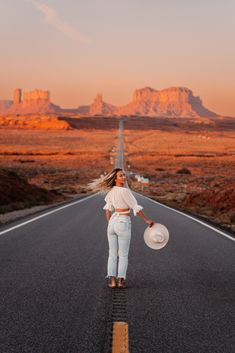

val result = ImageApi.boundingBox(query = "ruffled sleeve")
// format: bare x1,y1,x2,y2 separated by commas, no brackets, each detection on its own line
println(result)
103,192,114,212
122,188,143,216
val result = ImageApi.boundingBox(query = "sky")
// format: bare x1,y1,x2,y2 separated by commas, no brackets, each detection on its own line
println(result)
0,0,235,116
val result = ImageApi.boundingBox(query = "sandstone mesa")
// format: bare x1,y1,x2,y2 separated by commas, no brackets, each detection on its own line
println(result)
0,86,224,118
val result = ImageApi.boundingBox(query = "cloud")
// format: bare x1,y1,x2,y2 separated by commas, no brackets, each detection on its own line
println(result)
29,0,92,44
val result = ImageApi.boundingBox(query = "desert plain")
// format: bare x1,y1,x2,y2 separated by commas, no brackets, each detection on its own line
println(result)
0,115,234,233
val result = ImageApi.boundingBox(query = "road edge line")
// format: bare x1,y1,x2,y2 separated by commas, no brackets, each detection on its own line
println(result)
136,192,235,242
0,193,98,236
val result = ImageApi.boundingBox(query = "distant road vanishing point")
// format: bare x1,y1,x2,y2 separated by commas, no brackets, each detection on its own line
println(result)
0,120,234,353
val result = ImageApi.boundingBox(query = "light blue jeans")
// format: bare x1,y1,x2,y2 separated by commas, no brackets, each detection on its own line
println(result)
106,213,131,280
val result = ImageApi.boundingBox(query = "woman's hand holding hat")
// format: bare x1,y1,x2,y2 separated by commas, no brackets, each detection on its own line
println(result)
144,223,170,249
146,219,155,228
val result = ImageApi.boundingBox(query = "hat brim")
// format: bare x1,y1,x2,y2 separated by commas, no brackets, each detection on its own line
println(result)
144,223,169,250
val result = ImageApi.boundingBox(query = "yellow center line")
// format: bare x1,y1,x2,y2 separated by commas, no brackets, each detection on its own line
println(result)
112,321,129,353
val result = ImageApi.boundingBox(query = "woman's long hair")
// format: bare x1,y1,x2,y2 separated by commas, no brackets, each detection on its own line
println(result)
88,168,123,193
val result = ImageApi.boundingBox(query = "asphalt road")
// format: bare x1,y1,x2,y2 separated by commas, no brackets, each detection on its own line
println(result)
115,119,124,169
0,192,234,353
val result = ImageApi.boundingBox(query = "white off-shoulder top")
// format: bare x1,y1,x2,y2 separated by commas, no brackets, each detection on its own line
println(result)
103,186,143,216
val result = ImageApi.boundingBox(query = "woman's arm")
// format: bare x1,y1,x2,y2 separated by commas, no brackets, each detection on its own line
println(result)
136,210,155,227
122,189,155,226
105,209,111,222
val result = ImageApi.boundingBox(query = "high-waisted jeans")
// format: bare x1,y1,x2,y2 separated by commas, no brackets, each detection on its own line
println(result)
106,213,131,280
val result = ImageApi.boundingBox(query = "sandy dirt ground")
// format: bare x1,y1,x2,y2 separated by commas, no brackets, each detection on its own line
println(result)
123,121,235,232
0,127,116,193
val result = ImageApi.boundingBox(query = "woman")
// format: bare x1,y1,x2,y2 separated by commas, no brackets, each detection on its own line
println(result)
94,168,155,289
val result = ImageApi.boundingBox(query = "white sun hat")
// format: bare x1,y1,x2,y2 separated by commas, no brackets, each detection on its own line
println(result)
144,223,169,250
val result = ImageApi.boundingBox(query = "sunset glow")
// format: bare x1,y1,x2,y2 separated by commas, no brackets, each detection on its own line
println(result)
0,0,235,116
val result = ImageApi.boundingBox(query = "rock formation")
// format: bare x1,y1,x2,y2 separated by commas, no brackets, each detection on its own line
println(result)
0,85,220,118
77,104,90,114
2,89,61,115
0,115,71,129
117,87,217,117
13,88,22,105
23,89,50,104
89,94,117,116
0,100,13,115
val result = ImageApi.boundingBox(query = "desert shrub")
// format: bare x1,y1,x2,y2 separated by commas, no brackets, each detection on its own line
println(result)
0,205,15,213
229,213,235,223
203,208,215,217
176,168,191,175
2,169,19,178
19,159,35,163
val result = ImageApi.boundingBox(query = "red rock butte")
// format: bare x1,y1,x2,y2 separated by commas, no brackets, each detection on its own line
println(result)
0,86,220,118
0,89,60,115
